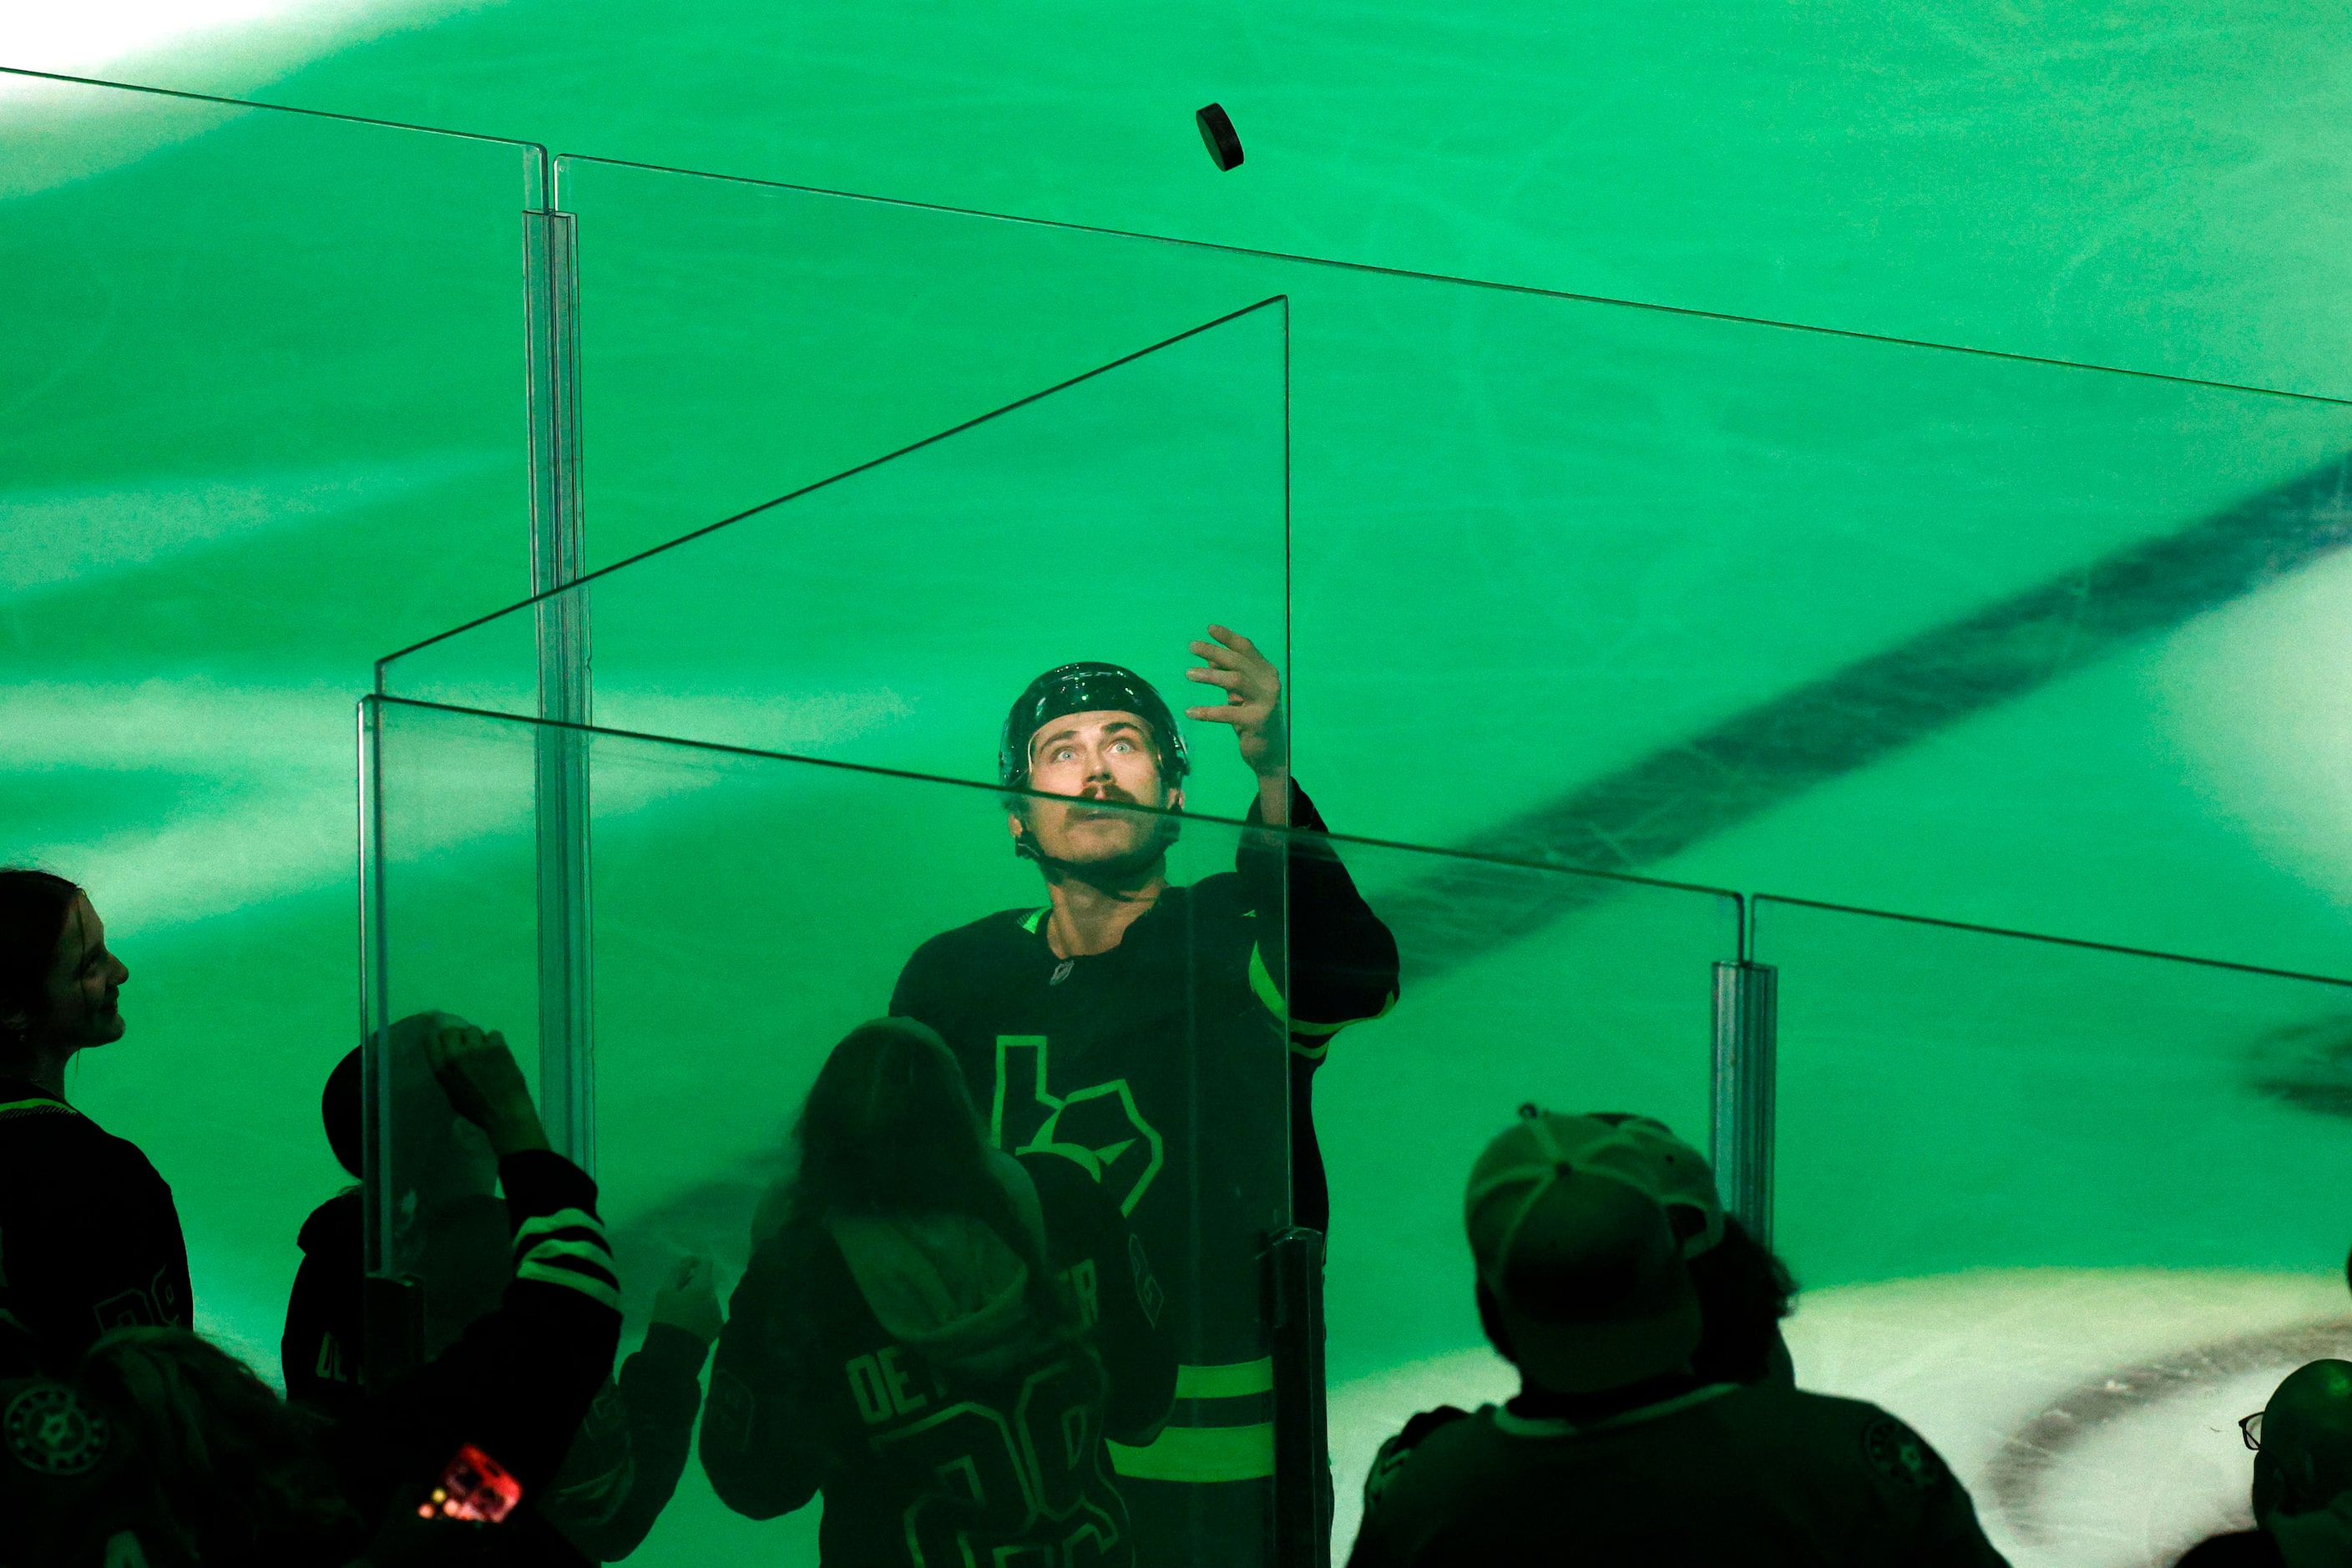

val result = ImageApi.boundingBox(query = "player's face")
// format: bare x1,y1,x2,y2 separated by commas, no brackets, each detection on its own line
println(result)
43,896,129,1049
1015,711,1181,865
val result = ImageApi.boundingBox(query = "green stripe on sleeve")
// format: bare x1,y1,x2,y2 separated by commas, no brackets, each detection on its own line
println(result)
1247,943,1285,1019
1174,1358,1275,1399
516,1259,622,1312
513,1206,605,1252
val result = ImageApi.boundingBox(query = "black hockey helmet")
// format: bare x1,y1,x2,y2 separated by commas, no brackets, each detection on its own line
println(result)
999,663,1190,792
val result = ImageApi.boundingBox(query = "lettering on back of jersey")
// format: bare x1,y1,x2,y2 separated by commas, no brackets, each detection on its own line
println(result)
847,1346,933,1425
991,1036,1165,1216
872,1358,1126,1568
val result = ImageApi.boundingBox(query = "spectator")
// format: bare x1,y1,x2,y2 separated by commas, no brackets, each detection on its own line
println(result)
283,1046,366,1417
0,869,190,1366
1,1019,619,1567
1570,1111,1798,1387
2182,1358,2352,1567
1346,1108,2007,1567
291,1025,714,1560
702,1016,1176,1565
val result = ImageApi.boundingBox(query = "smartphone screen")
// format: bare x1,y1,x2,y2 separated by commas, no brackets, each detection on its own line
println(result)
420,1443,523,1524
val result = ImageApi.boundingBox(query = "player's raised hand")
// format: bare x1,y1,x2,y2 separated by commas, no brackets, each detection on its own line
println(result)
1185,625,1287,781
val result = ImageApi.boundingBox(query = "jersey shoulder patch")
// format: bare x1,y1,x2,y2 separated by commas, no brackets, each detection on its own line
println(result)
1859,1413,1948,1491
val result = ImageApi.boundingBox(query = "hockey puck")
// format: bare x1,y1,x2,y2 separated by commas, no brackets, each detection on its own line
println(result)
1196,104,1244,171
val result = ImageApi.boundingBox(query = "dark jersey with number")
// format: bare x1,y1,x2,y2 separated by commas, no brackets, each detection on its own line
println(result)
1348,1383,2010,1568
702,1150,1176,1567
888,782,1397,1519
0,1080,191,1365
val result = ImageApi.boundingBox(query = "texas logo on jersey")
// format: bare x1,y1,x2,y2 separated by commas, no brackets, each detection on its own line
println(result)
989,1036,1165,1218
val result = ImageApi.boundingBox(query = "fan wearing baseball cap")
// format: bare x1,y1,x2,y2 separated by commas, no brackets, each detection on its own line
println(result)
1344,1110,2009,1568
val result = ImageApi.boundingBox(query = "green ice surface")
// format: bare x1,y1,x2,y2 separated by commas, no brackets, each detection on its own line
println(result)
48,0,2352,398
10,13,2352,1560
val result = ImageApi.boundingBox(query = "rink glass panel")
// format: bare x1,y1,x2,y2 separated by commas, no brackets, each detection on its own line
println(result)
1305,843,1737,1550
367,699,1299,1563
361,700,547,1286
539,157,2352,924
1753,897,2352,1562
362,696,1737,1564
375,296,1288,803
0,73,544,1366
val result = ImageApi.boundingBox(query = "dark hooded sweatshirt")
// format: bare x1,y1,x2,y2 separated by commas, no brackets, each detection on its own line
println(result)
702,1149,1176,1567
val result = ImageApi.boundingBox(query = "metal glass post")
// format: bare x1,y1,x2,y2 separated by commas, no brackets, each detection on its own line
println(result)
524,200,593,1171
1709,960,1778,1243
1269,1225,1330,1568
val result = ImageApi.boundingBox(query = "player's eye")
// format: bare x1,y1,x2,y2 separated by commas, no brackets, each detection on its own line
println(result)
1051,746,1076,762
1111,738,1136,753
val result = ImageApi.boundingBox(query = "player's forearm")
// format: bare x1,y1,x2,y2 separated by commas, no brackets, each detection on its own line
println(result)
1256,768,1289,826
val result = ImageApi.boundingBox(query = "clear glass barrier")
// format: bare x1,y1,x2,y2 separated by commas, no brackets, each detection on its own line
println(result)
1754,896,2352,1566
379,298,1287,801
1313,845,1737,1554
366,696,1737,1565
541,157,2352,891
0,70,543,1368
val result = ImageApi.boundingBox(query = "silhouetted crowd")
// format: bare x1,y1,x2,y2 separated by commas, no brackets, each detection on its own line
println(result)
8,650,2351,1566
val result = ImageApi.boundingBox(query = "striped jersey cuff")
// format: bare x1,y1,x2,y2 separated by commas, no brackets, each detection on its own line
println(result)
512,1206,621,1311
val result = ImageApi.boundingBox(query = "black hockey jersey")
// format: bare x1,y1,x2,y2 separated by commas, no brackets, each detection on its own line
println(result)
889,781,1395,1507
0,1080,191,1365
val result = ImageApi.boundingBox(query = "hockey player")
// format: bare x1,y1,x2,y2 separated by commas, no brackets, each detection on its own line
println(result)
888,626,1400,1564
1346,1110,2007,1567
701,1017,1176,1565
0,870,190,1363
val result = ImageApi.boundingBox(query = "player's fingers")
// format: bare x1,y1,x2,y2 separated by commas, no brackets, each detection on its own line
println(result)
1188,639,1242,669
1186,666,1242,690
1206,625,1257,656
1184,704,1244,724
